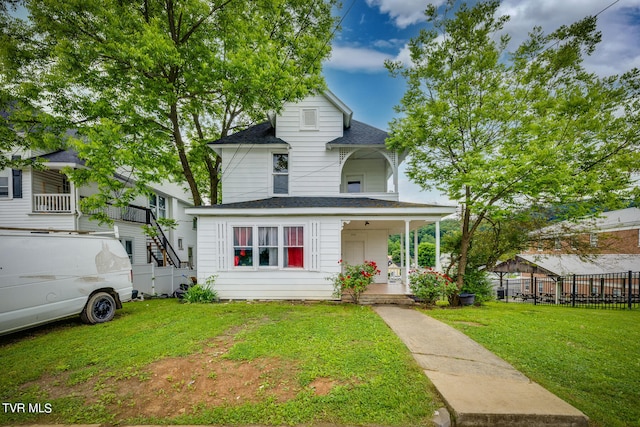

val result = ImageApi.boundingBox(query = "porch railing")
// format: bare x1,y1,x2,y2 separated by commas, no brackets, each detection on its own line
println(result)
33,194,72,213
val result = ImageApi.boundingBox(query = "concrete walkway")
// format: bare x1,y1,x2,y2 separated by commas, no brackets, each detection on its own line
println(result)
373,306,589,427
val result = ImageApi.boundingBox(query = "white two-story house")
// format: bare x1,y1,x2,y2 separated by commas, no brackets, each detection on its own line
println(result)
187,90,456,300
0,148,197,272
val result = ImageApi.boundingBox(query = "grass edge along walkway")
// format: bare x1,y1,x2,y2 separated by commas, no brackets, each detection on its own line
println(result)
425,302,640,427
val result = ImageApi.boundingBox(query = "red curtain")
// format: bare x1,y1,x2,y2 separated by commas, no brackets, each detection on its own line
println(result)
287,248,303,267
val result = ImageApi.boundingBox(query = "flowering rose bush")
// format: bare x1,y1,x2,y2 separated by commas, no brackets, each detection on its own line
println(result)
330,259,381,304
409,268,456,306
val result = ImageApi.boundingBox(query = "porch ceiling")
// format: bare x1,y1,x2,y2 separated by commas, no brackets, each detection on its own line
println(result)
342,219,429,234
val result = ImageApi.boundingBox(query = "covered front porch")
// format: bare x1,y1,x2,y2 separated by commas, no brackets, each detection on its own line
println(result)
341,217,446,295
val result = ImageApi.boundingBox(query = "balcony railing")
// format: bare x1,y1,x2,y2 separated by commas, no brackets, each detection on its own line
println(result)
33,194,72,213
338,191,399,201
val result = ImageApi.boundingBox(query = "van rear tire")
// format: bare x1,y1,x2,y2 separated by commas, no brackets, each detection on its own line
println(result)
81,292,116,324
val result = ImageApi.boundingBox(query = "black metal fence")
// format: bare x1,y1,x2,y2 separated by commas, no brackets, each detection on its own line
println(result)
496,271,640,309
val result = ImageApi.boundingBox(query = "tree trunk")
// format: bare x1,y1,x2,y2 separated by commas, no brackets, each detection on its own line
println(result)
457,204,472,290
170,103,203,206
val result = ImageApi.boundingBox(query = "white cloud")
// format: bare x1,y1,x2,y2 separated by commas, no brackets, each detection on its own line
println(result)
497,0,640,77
365,0,440,29
325,46,395,73
363,0,640,78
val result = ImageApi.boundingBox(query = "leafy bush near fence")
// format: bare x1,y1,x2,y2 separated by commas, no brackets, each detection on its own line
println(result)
459,268,494,303
182,276,219,303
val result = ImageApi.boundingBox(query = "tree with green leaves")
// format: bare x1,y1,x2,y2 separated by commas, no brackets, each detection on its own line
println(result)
386,0,640,289
2,0,337,213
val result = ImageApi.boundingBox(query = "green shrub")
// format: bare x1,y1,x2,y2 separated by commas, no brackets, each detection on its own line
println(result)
182,276,219,304
460,269,494,303
409,268,456,306
330,260,381,303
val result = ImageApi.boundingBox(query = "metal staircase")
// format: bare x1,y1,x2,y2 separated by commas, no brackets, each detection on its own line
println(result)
145,208,184,267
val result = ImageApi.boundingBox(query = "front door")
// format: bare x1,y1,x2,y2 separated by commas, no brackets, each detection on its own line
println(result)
343,240,365,267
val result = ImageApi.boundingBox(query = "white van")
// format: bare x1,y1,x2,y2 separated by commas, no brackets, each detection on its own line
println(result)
0,228,133,336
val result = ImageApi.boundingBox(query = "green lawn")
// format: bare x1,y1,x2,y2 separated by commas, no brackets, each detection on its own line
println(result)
0,300,442,426
426,302,640,427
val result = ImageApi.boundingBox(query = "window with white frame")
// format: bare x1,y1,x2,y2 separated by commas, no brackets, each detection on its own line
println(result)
232,225,304,269
120,238,134,263
149,194,167,218
0,175,8,198
347,175,363,193
284,226,304,268
233,226,253,267
272,153,289,195
589,233,598,248
258,227,278,266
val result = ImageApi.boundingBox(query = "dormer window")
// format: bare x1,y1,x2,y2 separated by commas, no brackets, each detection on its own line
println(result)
273,153,289,194
300,108,318,130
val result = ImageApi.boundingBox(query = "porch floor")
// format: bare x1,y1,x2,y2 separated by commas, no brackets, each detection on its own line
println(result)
364,282,410,295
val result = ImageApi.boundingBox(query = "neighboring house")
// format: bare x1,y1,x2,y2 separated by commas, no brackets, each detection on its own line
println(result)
187,90,456,300
494,207,640,279
0,148,197,272
526,207,640,256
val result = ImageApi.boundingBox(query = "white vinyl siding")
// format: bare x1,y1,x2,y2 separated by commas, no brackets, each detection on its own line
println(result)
220,148,270,203
196,216,340,300
341,157,388,193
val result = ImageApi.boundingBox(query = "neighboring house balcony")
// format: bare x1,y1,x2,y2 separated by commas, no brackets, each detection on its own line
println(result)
90,202,189,269
33,192,72,213
30,169,75,214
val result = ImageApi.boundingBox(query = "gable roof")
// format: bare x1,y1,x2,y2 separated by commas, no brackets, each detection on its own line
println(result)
537,207,640,237
208,122,287,147
327,120,388,147
208,119,387,149
200,196,439,210
188,196,457,219
35,149,86,166
323,89,353,128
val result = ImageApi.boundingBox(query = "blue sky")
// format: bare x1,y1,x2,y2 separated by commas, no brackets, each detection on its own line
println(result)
322,0,640,204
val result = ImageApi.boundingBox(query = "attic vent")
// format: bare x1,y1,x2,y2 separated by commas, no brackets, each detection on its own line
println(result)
300,108,318,130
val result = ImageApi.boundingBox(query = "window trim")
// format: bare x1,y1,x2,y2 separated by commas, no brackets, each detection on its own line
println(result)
271,152,289,196
300,108,319,131
230,224,306,270
0,175,9,198
346,174,364,193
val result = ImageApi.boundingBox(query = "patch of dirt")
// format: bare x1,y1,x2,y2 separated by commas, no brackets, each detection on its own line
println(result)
308,377,337,396
454,321,485,327
22,328,347,421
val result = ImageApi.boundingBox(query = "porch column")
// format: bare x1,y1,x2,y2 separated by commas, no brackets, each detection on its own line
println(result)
393,163,399,193
399,233,404,274
435,220,441,271
405,220,410,285
414,228,418,269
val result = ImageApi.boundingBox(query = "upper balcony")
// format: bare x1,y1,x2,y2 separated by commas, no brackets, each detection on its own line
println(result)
338,147,399,201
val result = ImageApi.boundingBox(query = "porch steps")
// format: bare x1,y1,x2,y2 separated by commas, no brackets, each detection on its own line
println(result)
347,293,416,306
